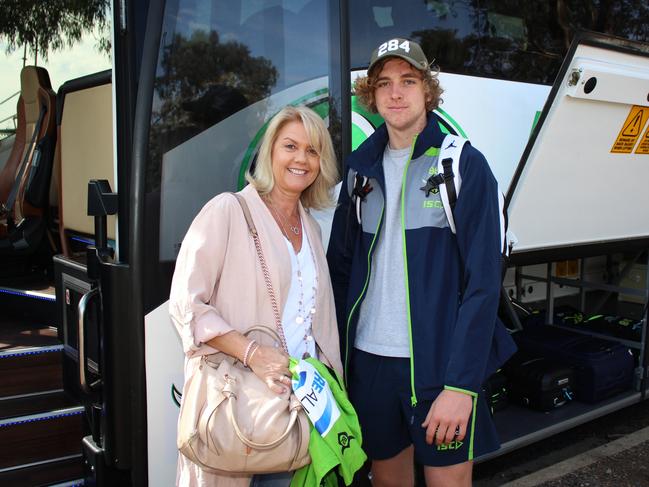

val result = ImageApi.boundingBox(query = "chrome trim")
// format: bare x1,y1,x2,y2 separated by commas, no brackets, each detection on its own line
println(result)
78,287,99,394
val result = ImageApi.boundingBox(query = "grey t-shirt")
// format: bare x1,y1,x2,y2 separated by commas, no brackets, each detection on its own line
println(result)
355,144,411,357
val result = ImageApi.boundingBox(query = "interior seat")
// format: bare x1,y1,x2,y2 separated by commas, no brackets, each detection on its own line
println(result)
0,66,56,256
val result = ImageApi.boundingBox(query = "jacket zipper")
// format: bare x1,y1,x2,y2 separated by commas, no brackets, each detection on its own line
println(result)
344,205,385,381
401,136,418,407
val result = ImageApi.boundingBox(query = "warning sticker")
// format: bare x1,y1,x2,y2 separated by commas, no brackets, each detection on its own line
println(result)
611,105,649,153
635,123,649,155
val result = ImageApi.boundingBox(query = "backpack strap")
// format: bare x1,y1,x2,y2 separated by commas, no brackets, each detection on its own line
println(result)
349,169,372,225
436,134,512,255
436,134,467,234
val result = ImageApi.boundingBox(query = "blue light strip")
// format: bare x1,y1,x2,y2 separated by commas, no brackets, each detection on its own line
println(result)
0,345,63,360
70,235,116,249
70,235,94,245
0,287,56,302
0,408,83,429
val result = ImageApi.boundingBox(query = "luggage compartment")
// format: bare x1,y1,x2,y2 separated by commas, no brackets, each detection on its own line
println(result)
477,33,649,462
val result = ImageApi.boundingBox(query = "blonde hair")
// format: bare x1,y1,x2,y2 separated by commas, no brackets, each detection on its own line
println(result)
247,105,338,210
354,58,443,113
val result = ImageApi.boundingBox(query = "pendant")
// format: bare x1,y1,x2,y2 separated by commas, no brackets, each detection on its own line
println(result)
290,225,300,235
302,352,311,359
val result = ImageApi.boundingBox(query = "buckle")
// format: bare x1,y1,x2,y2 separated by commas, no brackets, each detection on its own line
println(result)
420,173,445,197
352,178,373,202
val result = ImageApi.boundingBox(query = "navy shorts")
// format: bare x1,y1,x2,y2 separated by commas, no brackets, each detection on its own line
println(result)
349,349,500,467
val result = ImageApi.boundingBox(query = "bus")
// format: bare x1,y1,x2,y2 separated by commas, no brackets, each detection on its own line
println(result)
1,1,648,485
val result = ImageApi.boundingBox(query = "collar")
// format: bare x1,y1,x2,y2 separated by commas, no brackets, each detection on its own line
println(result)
346,112,446,178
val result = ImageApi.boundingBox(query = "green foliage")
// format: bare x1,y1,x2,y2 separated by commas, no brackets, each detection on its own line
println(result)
0,0,110,59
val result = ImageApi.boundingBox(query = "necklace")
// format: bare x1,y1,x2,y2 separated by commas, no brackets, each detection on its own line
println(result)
266,198,300,236
265,195,316,358
292,232,318,359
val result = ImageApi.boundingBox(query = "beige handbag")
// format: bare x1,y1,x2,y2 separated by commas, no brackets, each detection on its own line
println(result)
176,194,310,474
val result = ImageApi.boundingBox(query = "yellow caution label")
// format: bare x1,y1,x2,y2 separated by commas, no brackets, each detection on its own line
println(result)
611,105,649,153
635,123,649,155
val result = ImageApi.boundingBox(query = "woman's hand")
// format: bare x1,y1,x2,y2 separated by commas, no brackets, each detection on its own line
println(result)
247,345,292,394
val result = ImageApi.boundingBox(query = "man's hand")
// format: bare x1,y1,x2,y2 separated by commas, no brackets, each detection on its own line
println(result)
422,389,473,445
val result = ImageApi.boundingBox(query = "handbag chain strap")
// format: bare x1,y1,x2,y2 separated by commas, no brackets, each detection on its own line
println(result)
232,193,289,354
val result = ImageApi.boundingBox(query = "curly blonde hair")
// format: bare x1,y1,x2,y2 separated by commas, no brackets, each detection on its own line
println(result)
354,58,443,113
246,105,338,210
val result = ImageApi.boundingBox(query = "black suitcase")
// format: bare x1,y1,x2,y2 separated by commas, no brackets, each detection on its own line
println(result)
521,307,642,342
482,370,509,414
513,326,635,403
504,353,575,411
580,314,643,341
522,305,585,329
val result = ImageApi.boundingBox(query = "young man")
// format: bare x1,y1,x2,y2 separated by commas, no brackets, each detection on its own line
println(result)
327,38,516,486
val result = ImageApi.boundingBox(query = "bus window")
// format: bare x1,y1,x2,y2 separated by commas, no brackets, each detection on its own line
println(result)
349,1,649,84
149,0,330,159
146,0,335,293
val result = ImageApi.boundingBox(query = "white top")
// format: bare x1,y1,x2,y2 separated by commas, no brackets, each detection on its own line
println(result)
282,231,318,359
355,144,411,357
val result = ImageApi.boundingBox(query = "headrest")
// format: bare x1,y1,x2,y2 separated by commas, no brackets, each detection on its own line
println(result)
20,66,42,105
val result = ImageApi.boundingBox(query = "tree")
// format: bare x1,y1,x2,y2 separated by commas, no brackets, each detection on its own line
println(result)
145,29,279,190
0,0,110,60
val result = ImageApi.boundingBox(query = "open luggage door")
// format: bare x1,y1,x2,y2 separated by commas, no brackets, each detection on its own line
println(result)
506,32,649,266
487,33,649,460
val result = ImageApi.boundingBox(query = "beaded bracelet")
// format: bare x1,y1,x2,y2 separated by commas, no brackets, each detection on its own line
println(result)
242,340,258,368
247,343,260,366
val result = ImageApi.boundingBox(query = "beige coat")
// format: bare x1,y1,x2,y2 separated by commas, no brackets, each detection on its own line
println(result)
169,184,343,487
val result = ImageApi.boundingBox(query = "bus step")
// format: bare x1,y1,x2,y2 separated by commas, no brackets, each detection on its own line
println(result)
0,454,83,486
0,282,57,325
0,406,84,470
0,346,64,398
0,314,85,485
0,390,78,421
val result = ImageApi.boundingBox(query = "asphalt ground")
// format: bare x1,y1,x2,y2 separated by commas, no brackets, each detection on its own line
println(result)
500,425,649,486
473,400,649,486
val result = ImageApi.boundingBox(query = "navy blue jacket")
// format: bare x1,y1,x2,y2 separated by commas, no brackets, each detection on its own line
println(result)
327,113,516,404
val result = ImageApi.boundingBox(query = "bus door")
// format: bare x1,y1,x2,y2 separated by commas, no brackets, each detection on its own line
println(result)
129,1,346,485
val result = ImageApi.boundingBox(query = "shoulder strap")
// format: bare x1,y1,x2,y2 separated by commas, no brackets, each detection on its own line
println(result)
232,192,257,235
437,134,467,234
231,192,289,354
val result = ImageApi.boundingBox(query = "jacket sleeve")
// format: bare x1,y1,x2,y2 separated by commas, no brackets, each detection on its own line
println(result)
326,168,357,345
443,146,502,395
169,194,237,356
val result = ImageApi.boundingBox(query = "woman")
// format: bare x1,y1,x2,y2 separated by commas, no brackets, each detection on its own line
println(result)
169,105,343,487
